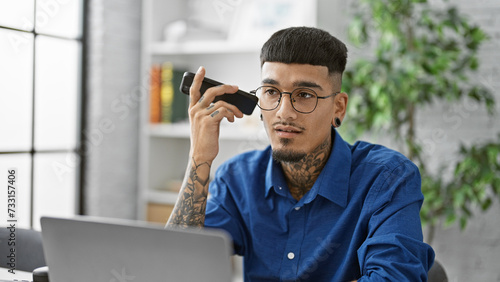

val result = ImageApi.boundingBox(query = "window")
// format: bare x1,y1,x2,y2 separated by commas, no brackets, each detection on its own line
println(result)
0,0,84,229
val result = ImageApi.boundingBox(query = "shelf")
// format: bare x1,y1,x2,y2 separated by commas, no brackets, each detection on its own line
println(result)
147,190,179,205
148,122,268,141
149,123,191,138
150,40,262,55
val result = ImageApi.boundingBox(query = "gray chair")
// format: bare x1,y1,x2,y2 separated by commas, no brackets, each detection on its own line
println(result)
428,260,448,282
0,227,46,273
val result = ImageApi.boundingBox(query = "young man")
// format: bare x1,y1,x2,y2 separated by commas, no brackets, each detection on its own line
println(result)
167,27,435,281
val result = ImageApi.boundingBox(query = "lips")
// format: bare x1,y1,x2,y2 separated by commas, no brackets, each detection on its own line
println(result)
276,126,301,133
273,123,304,138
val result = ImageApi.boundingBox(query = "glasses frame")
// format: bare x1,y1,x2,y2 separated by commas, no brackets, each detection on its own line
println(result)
251,86,339,114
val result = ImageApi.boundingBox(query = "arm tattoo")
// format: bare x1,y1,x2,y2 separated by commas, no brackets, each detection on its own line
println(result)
166,159,211,228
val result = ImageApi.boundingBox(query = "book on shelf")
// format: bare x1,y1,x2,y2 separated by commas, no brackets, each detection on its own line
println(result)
149,64,161,123
149,62,188,124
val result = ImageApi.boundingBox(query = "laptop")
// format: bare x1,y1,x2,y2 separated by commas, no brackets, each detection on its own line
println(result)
39,216,234,282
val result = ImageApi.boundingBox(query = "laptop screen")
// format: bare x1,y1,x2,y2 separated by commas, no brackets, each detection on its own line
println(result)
40,216,233,282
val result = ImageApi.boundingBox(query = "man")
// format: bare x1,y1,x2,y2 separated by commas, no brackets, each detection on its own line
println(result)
166,27,435,281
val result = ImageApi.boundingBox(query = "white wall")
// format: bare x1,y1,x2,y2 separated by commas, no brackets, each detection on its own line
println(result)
318,0,500,280
417,1,500,281
85,0,142,219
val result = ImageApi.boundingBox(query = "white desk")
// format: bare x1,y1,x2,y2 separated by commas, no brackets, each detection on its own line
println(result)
0,266,244,282
0,268,32,281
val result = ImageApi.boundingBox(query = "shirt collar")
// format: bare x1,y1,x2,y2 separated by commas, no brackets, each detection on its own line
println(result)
264,128,352,207
313,129,351,207
265,151,289,198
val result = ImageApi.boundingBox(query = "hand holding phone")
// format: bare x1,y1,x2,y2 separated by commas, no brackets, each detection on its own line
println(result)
180,72,258,115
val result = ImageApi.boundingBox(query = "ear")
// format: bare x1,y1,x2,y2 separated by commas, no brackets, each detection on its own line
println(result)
331,92,348,127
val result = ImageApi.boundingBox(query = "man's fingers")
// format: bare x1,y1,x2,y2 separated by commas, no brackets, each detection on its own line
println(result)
222,100,244,119
196,84,239,108
207,106,238,123
189,66,205,107
205,99,244,119
201,100,242,122
187,68,243,118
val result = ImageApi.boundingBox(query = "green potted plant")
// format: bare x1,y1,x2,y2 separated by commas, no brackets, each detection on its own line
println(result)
342,0,500,244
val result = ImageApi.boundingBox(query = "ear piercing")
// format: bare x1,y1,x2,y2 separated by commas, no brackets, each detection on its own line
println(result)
334,117,342,127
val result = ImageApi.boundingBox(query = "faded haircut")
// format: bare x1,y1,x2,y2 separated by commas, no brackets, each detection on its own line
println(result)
260,26,348,76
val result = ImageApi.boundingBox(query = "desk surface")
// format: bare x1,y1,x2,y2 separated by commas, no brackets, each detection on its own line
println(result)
0,268,32,282
0,267,244,282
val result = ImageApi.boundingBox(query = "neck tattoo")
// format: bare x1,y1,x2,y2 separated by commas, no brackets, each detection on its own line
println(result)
281,135,332,201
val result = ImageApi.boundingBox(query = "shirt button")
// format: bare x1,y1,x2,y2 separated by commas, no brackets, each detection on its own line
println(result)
294,207,301,211
278,186,283,190
287,252,295,260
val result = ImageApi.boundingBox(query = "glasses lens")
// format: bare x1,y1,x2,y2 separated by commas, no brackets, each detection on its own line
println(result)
256,86,280,110
291,88,318,113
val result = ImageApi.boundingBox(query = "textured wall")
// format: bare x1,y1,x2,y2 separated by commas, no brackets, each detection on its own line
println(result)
319,0,500,281
85,0,142,219
420,1,500,281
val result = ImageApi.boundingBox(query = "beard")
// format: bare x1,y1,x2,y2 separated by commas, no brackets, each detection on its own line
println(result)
272,138,307,163
272,149,307,163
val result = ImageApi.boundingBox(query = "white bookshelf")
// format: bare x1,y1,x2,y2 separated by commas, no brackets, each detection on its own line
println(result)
146,189,179,205
138,0,271,216
148,122,266,140
142,120,268,206
139,0,322,279
150,41,262,55
139,0,320,219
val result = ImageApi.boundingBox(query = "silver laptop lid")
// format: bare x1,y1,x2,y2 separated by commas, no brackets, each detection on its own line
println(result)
40,216,233,282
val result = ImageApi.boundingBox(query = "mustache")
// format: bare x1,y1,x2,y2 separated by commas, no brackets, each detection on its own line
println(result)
271,121,306,131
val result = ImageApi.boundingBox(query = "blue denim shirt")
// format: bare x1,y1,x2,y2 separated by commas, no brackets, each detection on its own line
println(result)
205,129,435,281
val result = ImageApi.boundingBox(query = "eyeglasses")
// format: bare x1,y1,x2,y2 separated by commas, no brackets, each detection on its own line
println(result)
250,86,339,114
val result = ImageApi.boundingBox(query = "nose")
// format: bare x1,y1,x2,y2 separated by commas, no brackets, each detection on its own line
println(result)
275,93,297,120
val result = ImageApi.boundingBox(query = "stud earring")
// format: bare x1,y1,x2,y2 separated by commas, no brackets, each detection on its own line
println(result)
334,117,342,127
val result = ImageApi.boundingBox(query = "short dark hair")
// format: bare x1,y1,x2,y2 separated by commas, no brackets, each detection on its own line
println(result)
260,27,348,75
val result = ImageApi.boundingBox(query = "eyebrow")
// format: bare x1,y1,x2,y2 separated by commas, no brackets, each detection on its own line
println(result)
261,78,324,91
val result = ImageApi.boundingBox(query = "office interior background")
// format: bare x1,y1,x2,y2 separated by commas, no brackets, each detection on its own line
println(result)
0,0,499,281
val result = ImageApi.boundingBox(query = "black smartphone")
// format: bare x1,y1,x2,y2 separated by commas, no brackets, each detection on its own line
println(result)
180,72,258,115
